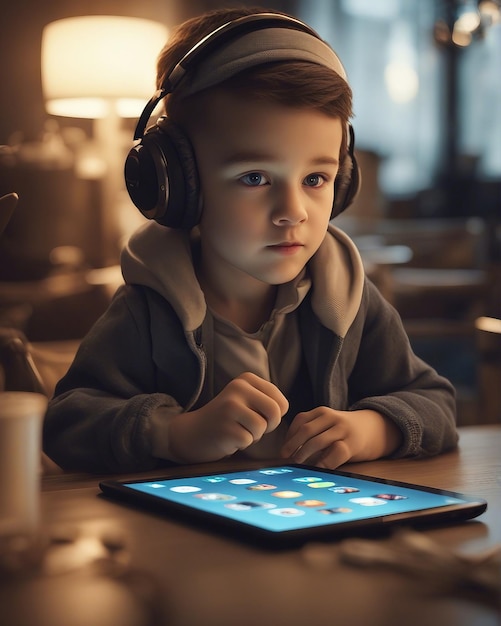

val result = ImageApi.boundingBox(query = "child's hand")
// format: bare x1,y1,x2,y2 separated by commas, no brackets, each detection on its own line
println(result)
166,372,289,463
281,407,401,469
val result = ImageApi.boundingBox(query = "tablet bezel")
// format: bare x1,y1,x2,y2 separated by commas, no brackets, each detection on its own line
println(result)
99,464,487,547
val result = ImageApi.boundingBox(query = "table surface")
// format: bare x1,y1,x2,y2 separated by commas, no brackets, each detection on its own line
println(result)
2,425,500,626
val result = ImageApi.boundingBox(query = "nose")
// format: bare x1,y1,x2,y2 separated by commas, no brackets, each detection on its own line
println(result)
271,183,308,226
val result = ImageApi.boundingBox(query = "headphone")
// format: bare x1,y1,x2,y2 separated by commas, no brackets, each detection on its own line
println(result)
124,13,361,229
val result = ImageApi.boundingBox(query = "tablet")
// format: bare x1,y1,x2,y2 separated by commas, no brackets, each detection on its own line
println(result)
99,464,487,547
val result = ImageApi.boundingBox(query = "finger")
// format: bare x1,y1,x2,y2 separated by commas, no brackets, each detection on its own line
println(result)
315,440,351,469
282,410,332,458
293,434,346,466
223,416,259,452
236,373,289,433
285,408,321,440
233,406,270,443
239,372,289,419
284,416,349,463
283,435,319,463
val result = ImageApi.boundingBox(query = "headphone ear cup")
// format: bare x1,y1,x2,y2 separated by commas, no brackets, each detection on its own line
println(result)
124,117,201,229
331,125,361,218
332,150,361,218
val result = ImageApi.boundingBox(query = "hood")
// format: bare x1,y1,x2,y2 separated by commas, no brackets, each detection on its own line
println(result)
121,221,365,338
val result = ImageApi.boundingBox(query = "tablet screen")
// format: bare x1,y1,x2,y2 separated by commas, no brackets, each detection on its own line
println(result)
100,465,486,544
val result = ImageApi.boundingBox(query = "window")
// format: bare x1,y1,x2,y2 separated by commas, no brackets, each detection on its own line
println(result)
297,0,501,201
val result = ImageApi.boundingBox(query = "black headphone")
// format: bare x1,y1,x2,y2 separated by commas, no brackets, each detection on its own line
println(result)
124,13,360,229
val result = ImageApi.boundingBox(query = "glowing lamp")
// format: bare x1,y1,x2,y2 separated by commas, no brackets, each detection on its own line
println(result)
41,15,167,119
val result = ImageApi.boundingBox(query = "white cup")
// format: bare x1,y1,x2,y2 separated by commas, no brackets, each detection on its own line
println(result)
0,392,48,538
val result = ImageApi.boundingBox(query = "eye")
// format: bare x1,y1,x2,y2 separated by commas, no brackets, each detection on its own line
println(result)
303,174,325,188
239,172,268,186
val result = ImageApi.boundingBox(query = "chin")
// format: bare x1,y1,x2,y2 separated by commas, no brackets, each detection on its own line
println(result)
250,257,310,285
266,270,304,285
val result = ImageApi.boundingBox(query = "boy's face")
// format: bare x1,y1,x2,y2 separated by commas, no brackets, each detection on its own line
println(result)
189,91,343,290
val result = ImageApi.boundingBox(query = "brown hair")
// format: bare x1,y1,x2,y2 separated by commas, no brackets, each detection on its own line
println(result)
156,7,353,158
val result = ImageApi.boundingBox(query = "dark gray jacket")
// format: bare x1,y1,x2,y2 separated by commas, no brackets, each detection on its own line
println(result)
43,223,458,473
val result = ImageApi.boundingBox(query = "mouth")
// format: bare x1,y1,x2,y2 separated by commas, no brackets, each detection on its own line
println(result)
267,241,304,255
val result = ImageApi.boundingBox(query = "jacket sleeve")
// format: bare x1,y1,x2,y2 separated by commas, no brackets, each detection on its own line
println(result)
43,285,196,473
347,279,458,458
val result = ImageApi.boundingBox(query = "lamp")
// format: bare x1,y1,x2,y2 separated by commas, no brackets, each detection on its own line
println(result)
41,16,168,265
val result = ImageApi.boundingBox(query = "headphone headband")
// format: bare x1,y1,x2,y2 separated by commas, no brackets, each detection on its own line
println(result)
175,28,346,99
134,13,346,140
166,13,322,89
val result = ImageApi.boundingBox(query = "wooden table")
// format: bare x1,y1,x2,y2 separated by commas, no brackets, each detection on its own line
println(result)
2,425,500,626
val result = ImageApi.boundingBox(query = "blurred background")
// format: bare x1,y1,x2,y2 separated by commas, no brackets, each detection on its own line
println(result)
0,0,500,424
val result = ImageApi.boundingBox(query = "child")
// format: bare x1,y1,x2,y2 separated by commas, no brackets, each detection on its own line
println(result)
43,7,458,473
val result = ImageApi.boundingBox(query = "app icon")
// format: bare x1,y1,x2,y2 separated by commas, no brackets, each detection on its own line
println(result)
307,481,336,489
193,493,236,501
318,507,352,514
268,508,305,517
170,485,201,493
246,484,277,491
148,483,167,489
349,497,387,506
329,486,359,494
225,501,276,511
292,476,323,483
295,500,326,507
373,493,408,500
229,478,257,485
271,490,303,498
260,468,293,475
203,476,227,484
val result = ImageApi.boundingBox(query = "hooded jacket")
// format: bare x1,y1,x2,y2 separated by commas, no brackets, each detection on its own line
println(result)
43,222,458,473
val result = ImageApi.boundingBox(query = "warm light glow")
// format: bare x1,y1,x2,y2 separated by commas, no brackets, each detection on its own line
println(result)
455,8,481,34
384,21,419,104
479,0,501,23
475,316,501,334
452,27,473,46
384,62,419,104
41,16,168,118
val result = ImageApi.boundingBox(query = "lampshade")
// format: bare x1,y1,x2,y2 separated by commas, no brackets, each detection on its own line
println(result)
41,16,168,119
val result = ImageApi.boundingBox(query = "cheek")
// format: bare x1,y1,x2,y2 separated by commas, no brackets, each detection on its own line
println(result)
319,206,334,232
200,182,262,236
200,209,259,250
